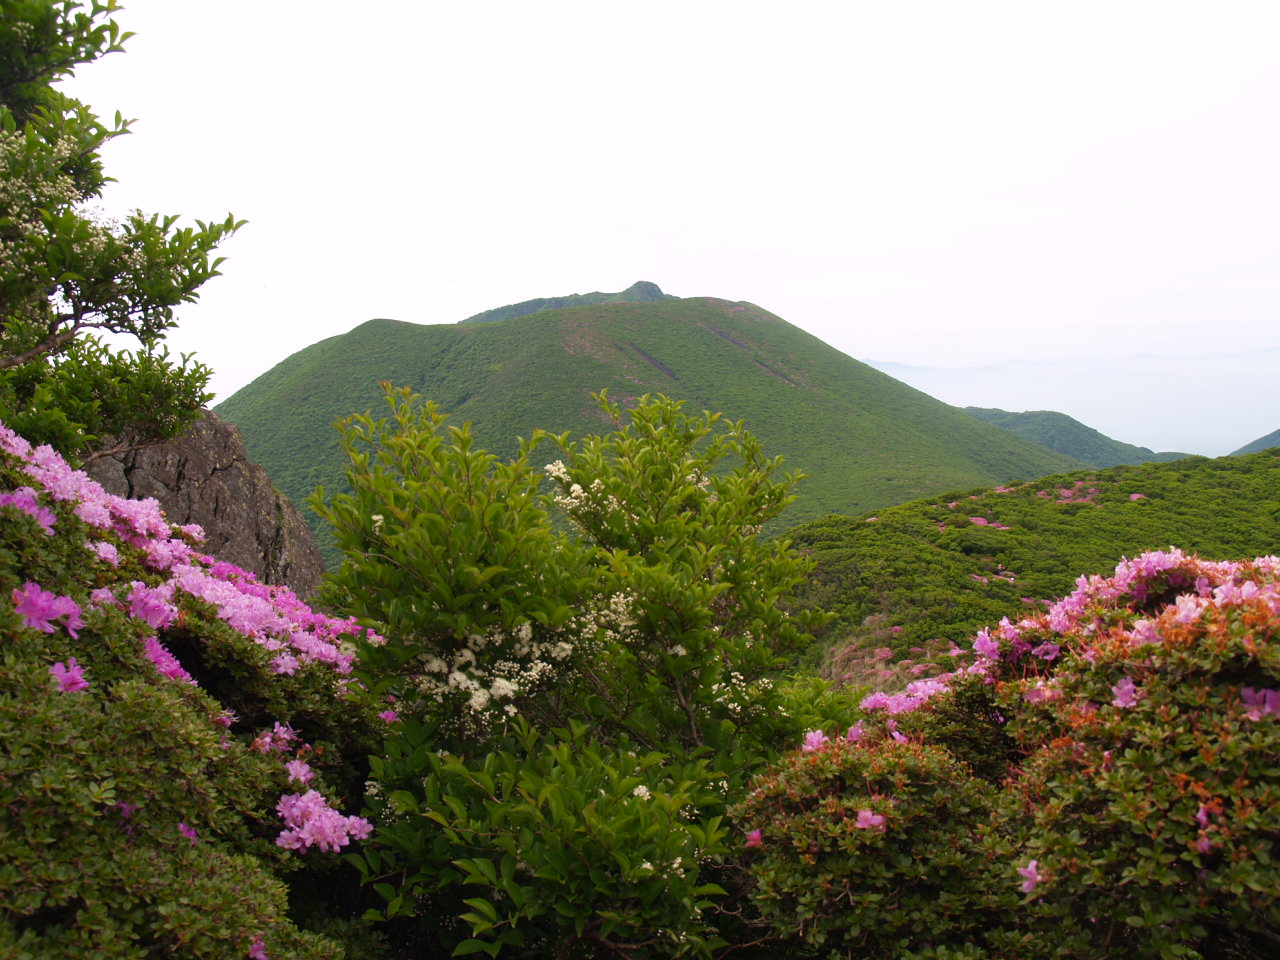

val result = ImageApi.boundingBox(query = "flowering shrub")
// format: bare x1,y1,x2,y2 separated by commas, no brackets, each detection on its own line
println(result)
0,422,384,957
733,731,997,956
322,390,822,954
740,549,1280,958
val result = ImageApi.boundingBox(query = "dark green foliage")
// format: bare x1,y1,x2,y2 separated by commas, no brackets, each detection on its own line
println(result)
788,451,1280,667
963,406,1192,466
216,297,1081,566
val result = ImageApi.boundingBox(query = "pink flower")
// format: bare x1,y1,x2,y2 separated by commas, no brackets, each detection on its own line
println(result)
178,822,198,845
248,935,270,960
1017,859,1044,893
855,808,885,831
276,790,372,853
378,709,400,723
49,658,89,693
973,629,1000,660
13,582,83,637
143,637,197,686
285,760,314,785
1111,676,1140,708
801,729,829,752
1129,493,1146,501
0,486,56,533
745,828,763,849
1241,687,1280,720
846,721,864,743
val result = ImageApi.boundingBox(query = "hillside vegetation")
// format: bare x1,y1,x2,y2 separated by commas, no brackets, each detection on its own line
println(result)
963,406,1192,465
788,450,1280,668
216,296,1080,562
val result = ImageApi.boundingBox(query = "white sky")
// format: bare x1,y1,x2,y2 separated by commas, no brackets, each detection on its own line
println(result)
65,0,1280,456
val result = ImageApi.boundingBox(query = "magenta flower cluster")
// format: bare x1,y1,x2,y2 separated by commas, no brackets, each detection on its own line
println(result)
276,790,373,853
13,581,83,637
0,421,385,855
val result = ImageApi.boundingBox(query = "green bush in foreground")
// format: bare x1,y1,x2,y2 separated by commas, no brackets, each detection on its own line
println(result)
318,388,823,957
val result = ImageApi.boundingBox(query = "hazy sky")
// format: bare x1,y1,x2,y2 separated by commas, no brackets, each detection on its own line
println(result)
65,1,1279,456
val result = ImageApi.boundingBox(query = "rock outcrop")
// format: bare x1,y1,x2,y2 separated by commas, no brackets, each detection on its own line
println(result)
86,410,325,598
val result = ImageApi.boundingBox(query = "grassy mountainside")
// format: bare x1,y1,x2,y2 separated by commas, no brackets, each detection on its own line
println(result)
1233,428,1280,456
787,450,1280,668
216,297,1081,561
963,406,1192,465
461,280,676,323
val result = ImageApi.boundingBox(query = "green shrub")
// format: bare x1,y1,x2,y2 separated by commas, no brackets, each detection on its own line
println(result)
319,389,824,955
733,732,997,956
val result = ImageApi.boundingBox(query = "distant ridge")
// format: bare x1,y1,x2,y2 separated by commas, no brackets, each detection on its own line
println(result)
462,280,676,324
963,407,1191,467
1232,428,1280,456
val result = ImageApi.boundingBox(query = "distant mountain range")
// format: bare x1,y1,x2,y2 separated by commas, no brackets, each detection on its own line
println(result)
215,285,1082,562
961,407,1192,466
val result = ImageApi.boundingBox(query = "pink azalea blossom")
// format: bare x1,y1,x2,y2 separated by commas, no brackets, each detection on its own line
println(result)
276,790,373,852
1017,860,1044,893
143,637,196,686
49,658,89,693
178,822,198,845
1111,676,1140,709
855,808,885,830
745,828,763,848
378,709,399,723
285,760,314,785
248,935,270,960
801,729,829,752
12,581,83,637
0,486,56,534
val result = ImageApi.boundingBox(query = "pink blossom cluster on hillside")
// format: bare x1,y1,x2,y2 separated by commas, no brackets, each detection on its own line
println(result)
1,422,380,853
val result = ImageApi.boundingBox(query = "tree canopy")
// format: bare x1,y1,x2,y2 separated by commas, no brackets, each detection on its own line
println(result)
0,0,241,459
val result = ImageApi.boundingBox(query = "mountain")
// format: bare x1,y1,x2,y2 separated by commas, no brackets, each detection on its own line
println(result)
461,280,676,323
787,450,1280,670
962,407,1192,466
215,293,1082,563
1232,428,1280,456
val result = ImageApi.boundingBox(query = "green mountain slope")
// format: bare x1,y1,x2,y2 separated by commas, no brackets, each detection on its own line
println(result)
1232,428,1280,456
216,296,1082,562
461,280,676,323
962,406,1192,465
787,450,1280,669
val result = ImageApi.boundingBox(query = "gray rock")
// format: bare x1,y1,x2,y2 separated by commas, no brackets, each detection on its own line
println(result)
86,410,324,599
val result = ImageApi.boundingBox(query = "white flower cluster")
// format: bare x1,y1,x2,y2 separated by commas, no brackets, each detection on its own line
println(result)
708,670,772,719
408,596,637,719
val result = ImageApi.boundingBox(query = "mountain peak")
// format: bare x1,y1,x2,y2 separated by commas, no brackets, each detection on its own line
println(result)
461,281,677,324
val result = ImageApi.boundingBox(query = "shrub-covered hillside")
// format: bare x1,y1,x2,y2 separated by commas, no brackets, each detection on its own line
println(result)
788,451,1280,667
